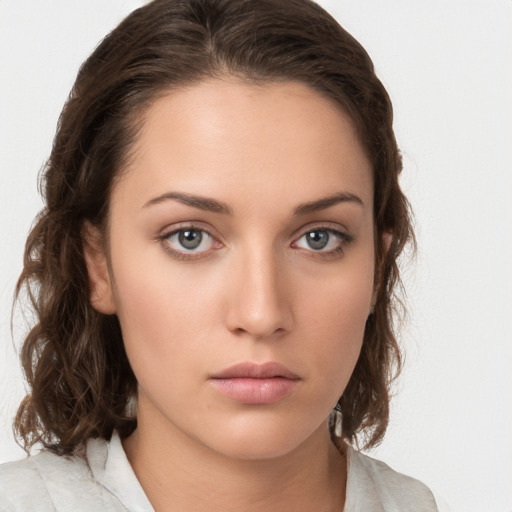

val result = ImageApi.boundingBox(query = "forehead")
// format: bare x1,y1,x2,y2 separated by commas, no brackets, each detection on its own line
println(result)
116,78,373,213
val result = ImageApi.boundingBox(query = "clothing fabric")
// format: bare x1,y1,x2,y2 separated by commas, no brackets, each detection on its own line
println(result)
0,432,439,511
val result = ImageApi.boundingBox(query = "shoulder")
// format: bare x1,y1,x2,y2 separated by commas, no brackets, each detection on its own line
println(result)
346,448,439,511
0,453,52,511
0,448,123,511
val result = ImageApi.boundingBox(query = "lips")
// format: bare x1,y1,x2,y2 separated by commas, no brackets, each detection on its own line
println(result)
210,362,300,404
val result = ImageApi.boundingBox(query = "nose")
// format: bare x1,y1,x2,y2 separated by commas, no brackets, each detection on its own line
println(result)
225,247,294,339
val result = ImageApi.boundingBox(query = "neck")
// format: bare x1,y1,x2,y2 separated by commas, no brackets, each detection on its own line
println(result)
123,408,347,512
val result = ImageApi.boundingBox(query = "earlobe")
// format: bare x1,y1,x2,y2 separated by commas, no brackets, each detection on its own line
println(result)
82,222,116,315
382,231,392,252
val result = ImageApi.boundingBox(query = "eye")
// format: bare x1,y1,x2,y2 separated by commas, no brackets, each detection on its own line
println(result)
293,228,350,253
162,227,218,255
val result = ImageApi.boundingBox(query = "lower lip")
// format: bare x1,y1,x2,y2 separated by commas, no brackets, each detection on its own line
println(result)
210,377,299,404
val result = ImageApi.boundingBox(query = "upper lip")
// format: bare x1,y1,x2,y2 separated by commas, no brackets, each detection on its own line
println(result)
211,362,300,380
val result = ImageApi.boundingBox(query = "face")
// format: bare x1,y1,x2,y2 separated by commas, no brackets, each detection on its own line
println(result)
86,79,375,460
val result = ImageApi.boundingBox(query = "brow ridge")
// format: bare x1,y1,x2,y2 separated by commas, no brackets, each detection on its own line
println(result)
293,192,364,215
143,192,232,214
144,190,362,216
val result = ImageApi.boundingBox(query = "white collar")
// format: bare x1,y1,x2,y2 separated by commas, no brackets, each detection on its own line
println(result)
88,432,155,512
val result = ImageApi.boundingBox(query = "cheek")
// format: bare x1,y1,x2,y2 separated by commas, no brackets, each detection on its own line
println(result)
308,293,367,360
295,260,374,393
110,254,224,383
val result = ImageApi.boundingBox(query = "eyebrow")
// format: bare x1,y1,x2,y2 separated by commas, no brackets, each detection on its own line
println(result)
143,192,233,215
143,190,363,216
293,192,364,215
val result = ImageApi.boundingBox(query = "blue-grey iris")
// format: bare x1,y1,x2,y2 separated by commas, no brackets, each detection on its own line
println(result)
179,230,202,249
306,231,329,250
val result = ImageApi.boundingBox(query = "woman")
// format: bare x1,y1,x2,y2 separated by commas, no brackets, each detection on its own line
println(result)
0,0,441,510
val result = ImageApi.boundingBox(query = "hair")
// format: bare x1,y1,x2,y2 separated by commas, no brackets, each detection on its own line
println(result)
14,0,414,455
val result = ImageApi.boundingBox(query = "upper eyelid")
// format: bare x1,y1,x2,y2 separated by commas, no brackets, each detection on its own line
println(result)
291,222,350,240
160,222,219,239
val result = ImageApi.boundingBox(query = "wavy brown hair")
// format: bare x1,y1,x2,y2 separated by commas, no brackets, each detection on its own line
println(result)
14,0,414,455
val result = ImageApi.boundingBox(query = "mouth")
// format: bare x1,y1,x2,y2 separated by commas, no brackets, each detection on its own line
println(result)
209,362,301,405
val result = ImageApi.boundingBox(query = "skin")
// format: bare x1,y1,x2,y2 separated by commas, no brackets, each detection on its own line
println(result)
84,78,376,512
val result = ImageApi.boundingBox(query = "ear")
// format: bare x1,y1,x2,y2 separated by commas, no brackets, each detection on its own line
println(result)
381,231,393,252
82,222,117,315
371,231,393,310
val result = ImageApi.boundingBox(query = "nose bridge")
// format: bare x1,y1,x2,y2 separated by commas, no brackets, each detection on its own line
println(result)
226,240,292,338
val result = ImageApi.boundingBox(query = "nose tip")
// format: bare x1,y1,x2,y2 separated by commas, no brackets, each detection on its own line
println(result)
225,256,293,339
231,312,286,339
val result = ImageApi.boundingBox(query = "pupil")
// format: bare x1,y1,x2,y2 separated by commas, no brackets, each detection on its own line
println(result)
306,231,328,250
179,230,202,249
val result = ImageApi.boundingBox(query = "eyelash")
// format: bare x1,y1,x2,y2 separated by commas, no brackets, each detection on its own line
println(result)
158,224,354,261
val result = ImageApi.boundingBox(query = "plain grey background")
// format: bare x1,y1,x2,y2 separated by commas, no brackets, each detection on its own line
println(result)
1,1,511,511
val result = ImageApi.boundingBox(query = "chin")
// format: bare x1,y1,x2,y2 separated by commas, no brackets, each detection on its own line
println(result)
198,414,328,462
211,435,302,461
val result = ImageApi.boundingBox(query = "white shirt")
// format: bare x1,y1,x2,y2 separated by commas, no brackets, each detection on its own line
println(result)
0,432,440,511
